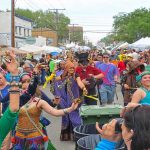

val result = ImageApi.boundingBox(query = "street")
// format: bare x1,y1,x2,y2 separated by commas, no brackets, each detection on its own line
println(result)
41,84,124,150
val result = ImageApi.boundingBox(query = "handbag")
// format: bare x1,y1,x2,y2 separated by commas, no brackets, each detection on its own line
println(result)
25,104,57,150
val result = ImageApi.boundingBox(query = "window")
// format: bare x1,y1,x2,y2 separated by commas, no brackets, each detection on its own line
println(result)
28,30,30,36
24,29,26,37
15,26,17,34
19,27,21,35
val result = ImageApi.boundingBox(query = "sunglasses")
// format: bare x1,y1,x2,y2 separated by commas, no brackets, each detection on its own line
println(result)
22,79,31,84
103,56,109,58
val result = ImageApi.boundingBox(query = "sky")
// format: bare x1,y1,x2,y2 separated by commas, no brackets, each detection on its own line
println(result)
1,0,150,44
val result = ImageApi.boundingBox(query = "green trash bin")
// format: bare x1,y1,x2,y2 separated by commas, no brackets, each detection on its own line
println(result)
80,104,123,125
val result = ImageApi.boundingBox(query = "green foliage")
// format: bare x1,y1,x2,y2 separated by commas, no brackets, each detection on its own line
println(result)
100,8,150,45
113,8,150,43
15,8,70,42
100,34,116,46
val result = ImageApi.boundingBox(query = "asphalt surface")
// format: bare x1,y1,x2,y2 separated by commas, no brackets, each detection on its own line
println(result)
41,84,124,150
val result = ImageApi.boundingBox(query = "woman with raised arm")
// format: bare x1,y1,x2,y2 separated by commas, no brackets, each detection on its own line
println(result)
0,50,38,150
0,81,20,148
12,92,79,150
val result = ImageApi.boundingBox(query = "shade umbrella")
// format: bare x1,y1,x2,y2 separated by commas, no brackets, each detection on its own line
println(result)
42,46,62,53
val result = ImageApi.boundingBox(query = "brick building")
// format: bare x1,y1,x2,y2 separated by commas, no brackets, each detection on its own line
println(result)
32,28,58,46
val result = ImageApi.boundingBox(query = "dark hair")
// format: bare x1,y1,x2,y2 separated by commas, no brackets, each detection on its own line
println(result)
132,49,136,52
31,59,38,63
42,54,45,57
1,63,7,70
138,56,144,60
124,105,150,150
46,53,52,57
97,53,103,57
20,62,25,67
103,53,110,57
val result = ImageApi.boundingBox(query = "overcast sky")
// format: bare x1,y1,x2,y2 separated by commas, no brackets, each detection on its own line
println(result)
1,0,150,44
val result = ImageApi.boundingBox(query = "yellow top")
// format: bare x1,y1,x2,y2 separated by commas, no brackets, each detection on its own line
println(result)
16,101,42,138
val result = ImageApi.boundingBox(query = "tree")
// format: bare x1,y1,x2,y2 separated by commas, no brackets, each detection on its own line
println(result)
15,8,70,43
113,8,150,43
100,8,150,45
100,34,117,46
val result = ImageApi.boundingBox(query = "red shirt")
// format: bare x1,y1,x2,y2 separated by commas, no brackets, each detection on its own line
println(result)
118,61,126,73
76,66,102,80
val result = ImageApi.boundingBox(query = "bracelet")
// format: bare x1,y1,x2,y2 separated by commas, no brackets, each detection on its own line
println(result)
82,87,86,90
63,108,69,115
9,90,20,94
9,82,22,87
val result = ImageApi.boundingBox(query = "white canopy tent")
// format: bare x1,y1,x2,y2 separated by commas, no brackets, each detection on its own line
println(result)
117,42,129,49
42,46,62,53
66,42,76,49
131,37,150,49
19,44,44,54
79,46,91,51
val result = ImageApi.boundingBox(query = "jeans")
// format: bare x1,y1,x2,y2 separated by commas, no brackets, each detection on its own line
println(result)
99,85,116,104
41,69,46,84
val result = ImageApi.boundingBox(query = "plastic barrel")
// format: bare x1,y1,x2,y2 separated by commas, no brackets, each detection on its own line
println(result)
74,124,99,149
77,134,101,150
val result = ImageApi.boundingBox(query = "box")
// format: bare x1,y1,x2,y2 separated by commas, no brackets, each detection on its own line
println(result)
80,104,123,125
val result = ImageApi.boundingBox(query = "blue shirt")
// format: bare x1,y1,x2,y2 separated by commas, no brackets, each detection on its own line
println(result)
95,139,117,150
5,73,11,82
95,61,103,69
0,85,10,113
139,88,150,105
97,63,118,86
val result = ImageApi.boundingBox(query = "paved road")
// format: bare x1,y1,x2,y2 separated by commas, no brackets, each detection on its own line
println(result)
41,84,123,150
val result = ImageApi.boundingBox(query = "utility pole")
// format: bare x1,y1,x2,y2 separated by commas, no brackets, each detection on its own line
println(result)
69,24,78,43
48,9,65,46
11,0,15,47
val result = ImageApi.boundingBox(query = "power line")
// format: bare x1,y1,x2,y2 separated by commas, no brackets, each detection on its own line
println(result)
45,0,55,9
25,0,42,10
48,8,66,45
23,0,37,10
42,0,54,9
57,0,65,9
11,0,15,47
35,29,121,34
79,24,112,27
68,24,78,42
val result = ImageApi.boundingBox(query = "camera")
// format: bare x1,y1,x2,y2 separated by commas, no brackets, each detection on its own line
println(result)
115,118,124,133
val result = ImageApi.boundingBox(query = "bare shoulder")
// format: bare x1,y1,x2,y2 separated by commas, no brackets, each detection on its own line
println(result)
135,88,144,94
131,88,146,103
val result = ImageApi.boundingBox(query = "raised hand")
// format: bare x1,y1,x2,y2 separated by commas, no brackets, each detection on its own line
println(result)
70,99,79,110
96,120,122,142
4,50,18,75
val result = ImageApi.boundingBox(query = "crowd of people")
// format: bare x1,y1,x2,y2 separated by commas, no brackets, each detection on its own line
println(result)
0,48,150,150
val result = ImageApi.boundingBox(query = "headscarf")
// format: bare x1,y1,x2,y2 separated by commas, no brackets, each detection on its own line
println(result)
19,72,31,81
136,71,150,82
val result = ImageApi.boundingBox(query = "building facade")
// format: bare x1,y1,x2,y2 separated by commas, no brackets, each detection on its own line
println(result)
0,11,32,48
68,26,83,43
32,28,58,47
